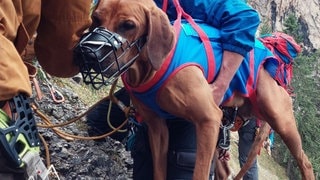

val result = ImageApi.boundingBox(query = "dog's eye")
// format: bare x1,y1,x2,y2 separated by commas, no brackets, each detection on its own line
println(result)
118,20,136,32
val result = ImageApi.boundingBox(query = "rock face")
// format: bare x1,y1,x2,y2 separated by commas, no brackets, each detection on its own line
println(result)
249,0,320,50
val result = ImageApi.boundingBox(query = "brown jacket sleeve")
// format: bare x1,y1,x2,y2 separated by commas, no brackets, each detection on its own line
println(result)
35,0,92,77
0,0,39,100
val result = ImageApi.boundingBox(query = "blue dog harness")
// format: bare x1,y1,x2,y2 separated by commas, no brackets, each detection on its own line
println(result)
123,1,276,119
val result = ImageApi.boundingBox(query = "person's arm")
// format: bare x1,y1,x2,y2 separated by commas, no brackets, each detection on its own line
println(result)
207,0,259,54
35,0,92,78
156,0,259,55
205,0,260,104
210,51,244,104
156,0,260,104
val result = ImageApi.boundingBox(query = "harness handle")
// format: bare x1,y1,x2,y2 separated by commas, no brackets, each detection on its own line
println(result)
171,0,216,82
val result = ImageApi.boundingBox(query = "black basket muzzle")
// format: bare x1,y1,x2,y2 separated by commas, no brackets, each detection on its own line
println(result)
74,27,145,89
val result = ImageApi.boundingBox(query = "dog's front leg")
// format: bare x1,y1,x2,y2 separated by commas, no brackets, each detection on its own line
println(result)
131,98,168,180
193,116,221,179
145,117,168,180
157,67,223,179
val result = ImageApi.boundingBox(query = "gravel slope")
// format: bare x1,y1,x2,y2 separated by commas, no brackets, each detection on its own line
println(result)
32,78,133,180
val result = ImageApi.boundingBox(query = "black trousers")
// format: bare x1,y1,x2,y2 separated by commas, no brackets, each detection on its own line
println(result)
131,119,214,180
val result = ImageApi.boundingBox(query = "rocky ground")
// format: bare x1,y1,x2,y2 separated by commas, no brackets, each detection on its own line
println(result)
31,77,133,180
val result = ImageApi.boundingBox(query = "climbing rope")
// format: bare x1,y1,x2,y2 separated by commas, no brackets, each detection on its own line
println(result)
36,62,65,103
32,78,130,169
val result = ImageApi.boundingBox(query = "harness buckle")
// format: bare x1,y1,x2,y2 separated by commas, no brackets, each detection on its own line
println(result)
217,107,239,151
125,107,142,151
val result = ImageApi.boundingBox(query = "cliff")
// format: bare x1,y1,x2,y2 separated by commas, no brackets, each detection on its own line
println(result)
250,0,320,50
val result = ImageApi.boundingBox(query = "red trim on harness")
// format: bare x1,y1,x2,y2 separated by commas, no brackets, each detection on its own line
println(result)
246,50,255,92
247,50,263,118
246,50,258,109
124,0,216,92
162,0,168,12
157,63,205,99
176,1,216,82
123,0,182,93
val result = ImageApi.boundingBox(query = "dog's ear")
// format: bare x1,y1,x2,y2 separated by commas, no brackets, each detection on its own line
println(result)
146,8,175,70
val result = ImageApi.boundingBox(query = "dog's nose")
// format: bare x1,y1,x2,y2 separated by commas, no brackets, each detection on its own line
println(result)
74,28,115,70
91,12,102,29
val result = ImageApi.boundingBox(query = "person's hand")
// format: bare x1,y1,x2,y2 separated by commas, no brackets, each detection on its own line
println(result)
218,148,231,162
210,51,244,105
210,82,227,105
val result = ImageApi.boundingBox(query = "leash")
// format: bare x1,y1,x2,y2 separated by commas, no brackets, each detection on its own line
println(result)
35,62,65,103
32,79,130,170
24,62,44,101
107,78,130,133
33,88,129,140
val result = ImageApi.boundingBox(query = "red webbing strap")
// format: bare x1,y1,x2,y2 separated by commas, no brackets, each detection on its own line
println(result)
172,0,182,34
247,50,260,117
172,0,216,82
246,50,255,92
162,0,168,12
256,118,262,128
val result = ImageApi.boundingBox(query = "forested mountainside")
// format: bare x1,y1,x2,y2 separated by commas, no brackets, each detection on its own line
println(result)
249,0,320,50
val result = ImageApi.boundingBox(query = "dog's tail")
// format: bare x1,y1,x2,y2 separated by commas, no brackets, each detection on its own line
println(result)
233,121,271,180
214,152,232,180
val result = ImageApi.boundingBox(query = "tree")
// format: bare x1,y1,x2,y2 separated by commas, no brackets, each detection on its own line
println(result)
259,20,272,36
283,13,303,43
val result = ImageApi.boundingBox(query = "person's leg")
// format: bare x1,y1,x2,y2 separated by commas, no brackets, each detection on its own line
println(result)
166,119,197,179
85,88,153,179
86,88,129,142
166,119,214,180
238,119,259,180
132,118,215,180
0,4,32,101
131,123,154,180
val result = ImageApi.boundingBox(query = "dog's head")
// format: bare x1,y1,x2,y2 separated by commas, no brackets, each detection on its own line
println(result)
74,0,175,88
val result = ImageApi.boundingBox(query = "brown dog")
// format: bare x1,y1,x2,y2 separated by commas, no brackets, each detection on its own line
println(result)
90,0,314,179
